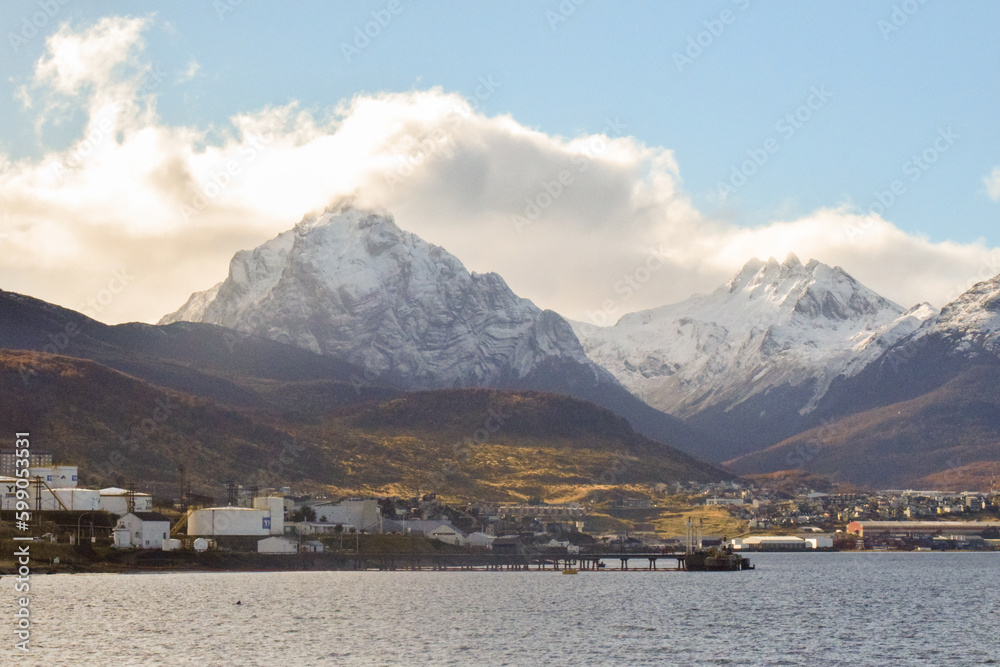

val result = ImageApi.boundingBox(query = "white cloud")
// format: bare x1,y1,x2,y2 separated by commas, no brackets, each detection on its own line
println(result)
985,166,1000,201
176,57,200,83
2,18,999,326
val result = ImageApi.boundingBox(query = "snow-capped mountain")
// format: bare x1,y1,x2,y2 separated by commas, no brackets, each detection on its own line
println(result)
161,204,711,453
571,255,937,459
163,205,594,388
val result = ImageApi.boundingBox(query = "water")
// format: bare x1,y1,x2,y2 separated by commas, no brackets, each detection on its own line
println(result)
3,552,999,666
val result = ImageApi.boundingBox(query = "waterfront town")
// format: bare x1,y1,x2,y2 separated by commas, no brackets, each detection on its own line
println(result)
2,449,999,570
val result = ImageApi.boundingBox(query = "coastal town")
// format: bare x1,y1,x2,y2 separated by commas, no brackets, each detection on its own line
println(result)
2,450,999,573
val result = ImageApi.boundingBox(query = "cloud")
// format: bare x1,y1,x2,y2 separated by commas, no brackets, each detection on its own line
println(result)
985,166,1000,202
176,57,200,83
2,17,1000,326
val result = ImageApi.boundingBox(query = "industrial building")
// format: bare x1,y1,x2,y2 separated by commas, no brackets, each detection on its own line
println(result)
114,512,171,549
187,497,285,537
847,521,1000,538
731,536,809,551
311,498,380,532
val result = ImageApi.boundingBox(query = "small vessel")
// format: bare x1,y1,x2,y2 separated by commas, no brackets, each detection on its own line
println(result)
685,549,753,571
561,568,579,574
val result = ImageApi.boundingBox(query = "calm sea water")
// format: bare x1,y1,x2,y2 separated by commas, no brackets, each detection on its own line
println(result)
3,552,999,666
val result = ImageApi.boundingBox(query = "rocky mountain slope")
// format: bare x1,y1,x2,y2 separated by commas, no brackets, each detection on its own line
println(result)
161,204,711,454
572,255,936,459
726,272,1000,489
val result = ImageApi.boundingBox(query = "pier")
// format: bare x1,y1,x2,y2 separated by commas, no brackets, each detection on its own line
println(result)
324,552,727,572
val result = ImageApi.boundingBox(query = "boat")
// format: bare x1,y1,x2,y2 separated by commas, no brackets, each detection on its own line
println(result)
561,568,579,574
684,549,754,571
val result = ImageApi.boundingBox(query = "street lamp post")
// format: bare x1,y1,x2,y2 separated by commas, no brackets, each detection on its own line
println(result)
76,512,91,545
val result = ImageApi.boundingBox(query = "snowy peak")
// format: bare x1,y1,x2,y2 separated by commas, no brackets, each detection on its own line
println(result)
935,273,1000,336
160,205,604,391
572,256,907,420
721,253,900,324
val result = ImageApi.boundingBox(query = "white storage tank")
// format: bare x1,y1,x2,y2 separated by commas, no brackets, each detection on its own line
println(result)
252,496,285,535
45,488,101,511
161,538,183,551
188,507,272,536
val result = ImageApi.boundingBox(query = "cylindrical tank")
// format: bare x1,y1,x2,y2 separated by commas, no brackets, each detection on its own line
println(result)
252,496,286,535
193,538,209,552
49,488,101,511
188,508,271,536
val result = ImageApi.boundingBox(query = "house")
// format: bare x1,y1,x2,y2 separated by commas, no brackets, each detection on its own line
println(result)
114,512,171,549
258,536,298,554
303,540,325,553
492,536,524,555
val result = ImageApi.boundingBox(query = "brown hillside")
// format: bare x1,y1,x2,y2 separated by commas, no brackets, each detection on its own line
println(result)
724,366,1000,490
1,352,730,502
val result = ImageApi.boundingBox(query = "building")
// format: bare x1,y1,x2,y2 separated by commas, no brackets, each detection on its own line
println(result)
310,499,380,532
847,521,1000,538
99,487,153,514
303,540,325,553
463,532,496,548
187,500,284,537
428,524,466,545
0,451,52,476
731,536,809,551
114,512,171,549
258,536,298,554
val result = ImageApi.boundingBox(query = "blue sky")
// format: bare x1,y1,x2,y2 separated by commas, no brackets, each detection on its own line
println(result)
1,1,999,323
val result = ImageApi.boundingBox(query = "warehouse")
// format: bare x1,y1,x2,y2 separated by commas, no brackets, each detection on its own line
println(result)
731,536,809,551
847,521,1000,538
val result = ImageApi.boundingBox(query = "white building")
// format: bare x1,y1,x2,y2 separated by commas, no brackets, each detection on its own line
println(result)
311,499,380,532
428,524,465,545
258,536,298,554
303,540,325,553
115,512,171,549
99,487,153,514
731,536,809,551
188,501,284,537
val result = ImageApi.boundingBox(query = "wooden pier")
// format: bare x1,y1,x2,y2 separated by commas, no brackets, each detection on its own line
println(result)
329,552,705,572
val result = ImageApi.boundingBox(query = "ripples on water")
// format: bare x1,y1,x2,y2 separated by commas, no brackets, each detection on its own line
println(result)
3,552,999,666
